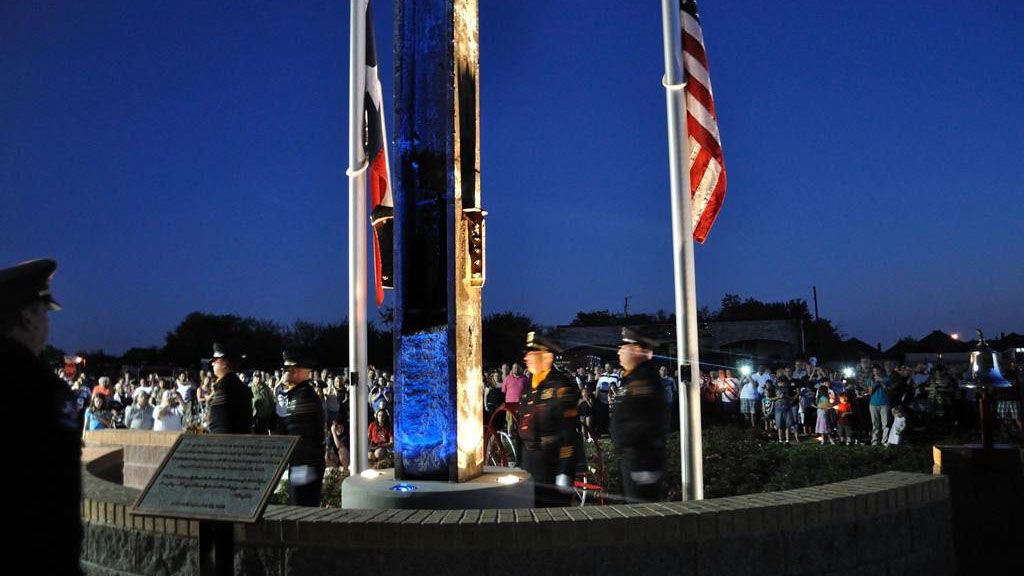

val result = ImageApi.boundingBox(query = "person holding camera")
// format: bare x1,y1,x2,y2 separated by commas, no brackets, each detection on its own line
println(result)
867,364,893,445
125,391,155,430
153,389,184,431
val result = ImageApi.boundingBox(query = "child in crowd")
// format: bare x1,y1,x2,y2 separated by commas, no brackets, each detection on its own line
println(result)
327,417,350,472
577,386,594,434
836,393,856,445
773,379,799,444
799,383,815,436
761,380,777,433
740,376,759,428
887,406,907,446
368,408,393,468
815,385,835,445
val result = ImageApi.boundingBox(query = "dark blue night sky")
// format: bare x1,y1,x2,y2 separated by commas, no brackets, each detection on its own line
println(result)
2,1,1021,354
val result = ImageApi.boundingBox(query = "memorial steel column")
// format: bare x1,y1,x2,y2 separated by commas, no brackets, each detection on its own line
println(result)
393,0,484,482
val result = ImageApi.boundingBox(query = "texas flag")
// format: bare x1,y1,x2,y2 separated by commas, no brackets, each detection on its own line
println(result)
363,0,393,306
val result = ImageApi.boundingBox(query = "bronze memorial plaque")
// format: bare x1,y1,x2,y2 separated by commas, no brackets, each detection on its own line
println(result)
132,434,297,524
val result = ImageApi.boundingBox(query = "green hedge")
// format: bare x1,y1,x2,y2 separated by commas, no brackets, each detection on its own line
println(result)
271,424,983,506
269,467,346,507
588,425,934,500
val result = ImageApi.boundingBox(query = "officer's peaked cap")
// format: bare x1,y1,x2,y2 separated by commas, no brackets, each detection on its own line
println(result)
0,259,61,316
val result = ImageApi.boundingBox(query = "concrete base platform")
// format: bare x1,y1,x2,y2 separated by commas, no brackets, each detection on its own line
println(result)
341,466,533,509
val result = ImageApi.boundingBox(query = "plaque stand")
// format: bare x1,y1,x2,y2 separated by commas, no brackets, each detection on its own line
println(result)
199,521,235,576
131,434,297,576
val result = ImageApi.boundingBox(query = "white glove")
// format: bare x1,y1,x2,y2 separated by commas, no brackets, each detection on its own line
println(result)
555,474,572,492
289,465,317,487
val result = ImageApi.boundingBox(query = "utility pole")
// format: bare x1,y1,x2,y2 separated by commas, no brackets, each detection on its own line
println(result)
812,285,819,321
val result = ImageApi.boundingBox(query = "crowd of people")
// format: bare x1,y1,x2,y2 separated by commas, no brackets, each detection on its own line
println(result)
695,357,1023,445
67,351,1024,468
480,353,1024,450
66,362,399,467
62,341,1023,509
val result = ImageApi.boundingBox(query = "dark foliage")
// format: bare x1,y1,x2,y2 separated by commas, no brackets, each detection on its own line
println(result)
589,425,934,500
482,311,537,368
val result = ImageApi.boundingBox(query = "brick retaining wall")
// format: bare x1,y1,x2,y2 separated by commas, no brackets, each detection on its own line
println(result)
84,430,182,490
80,447,955,576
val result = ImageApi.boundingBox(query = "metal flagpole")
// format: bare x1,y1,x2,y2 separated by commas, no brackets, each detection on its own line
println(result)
660,0,704,500
347,0,370,475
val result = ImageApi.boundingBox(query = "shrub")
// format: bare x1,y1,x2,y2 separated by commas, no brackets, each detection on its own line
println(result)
587,424,934,500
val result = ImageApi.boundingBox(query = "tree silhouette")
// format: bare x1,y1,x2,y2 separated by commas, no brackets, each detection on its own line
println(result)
482,311,538,368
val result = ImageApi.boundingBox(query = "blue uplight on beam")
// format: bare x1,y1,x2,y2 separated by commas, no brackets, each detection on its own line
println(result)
395,329,456,478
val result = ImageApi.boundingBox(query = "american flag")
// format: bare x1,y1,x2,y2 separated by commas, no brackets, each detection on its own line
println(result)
681,0,726,244
363,0,393,306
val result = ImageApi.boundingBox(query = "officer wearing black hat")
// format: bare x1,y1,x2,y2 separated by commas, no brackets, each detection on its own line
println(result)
1,259,82,574
611,327,667,503
278,350,326,506
207,342,253,434
518,332,581,507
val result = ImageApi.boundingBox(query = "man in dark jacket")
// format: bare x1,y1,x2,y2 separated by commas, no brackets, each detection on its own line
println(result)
611,327,667,503
1,259,82,574
207,342,253,434
278,350,326,506
519,332,580,507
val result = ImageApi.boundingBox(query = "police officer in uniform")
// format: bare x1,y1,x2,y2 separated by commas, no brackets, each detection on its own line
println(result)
278,350,326,506
207,342,253,434
518,332,580,507
611,327,667,503
1,259,82,574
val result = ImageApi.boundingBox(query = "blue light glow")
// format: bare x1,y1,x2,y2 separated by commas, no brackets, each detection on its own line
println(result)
389,483,419,493
395,329,456,478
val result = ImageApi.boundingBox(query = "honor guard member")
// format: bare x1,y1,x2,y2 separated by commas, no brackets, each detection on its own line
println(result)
611,327,667,503
1,259,82,574
207,342,253,434
519,332,581,507
278,350,326,506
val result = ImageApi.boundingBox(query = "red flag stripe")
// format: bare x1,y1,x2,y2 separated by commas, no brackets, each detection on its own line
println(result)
689,145,713,190
686,113,723,162
693,173,726,243
372,228,385,306
687,93,720,143
683,63,716,117
682,31,707,69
